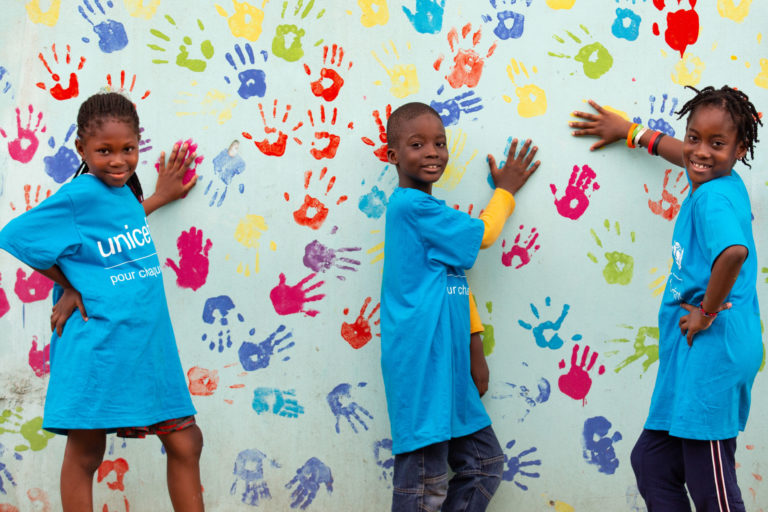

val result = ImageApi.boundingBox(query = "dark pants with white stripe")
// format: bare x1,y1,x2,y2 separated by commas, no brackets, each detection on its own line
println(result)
631,429,745,512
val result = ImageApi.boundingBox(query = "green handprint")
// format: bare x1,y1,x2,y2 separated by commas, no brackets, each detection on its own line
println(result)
272,0,325,62
587,219,635,285
481,301,495,356
148,15,214,72
607,325,659,374
548,25,613,79
0,407,54,452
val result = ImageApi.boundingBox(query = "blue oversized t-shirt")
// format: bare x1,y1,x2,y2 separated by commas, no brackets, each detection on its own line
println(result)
0,174,195,433
646,171,762,440
380,187,489,454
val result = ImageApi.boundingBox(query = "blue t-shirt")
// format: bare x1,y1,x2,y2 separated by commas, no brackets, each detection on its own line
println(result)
646,171,762,440
380,187,488,454
0,174,195,433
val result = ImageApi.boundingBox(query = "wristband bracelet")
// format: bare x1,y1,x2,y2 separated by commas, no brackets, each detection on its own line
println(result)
626,123,639,148
651,132,665,156
647,131,661,155
633,127,649,148
699,302,718,318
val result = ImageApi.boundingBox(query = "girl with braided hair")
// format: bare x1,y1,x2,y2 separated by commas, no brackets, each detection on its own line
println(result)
570,85,762,511
0,92,204,511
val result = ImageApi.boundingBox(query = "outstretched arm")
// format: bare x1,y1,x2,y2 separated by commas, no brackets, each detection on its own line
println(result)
142,142,199,216
569,99,684,168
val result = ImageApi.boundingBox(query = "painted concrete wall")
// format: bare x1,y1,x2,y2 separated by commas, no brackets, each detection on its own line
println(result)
0,0,767,510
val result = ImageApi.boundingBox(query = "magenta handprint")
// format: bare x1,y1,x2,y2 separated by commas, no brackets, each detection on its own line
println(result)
28,336,50,377
644,168,688,221
14,268,53,304
165,227,212,291
303,239,361,280
270,273,325,317
558,344,605,401
0,272,10,319
550,164,600,220
0,105,47,164
501,225,540,269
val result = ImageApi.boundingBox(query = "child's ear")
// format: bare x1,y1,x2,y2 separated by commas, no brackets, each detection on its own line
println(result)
736,142,747,161
74,138,85,159
387,147,398,165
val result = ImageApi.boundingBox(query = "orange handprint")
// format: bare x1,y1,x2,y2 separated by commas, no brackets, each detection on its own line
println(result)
242,99,303,157
434,23,497,89
304,44,353,102
360,105,391,163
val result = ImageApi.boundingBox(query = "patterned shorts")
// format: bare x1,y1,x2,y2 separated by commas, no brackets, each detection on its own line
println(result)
116,415,196,439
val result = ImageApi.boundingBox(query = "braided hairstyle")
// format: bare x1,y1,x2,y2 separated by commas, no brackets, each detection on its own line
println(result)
74,92,144,201
676,85,762,168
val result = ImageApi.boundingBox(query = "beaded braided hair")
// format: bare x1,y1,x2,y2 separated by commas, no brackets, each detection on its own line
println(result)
676,85,762,168
73,92,144,201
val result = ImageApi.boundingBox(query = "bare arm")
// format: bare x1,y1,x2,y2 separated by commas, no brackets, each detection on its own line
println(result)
33,265,88,335
569,99,685,168
470,332,489,397
142,142,199,216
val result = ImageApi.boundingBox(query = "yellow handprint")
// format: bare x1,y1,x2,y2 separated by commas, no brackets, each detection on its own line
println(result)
435,128,478,191
503,59,547,118
216,0,268,41
755,58,768,89
25,0,61,26
358,0,389,27
124,0,161,19
671,52,705,86
371,41,419,99
545,0,576,9
227,214,269,276
717,0,752,22
175,82,238,128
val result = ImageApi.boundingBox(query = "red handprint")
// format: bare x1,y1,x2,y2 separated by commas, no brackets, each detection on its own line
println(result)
434,23,497,89
10,184,51,211
0,272,9,319
304,44,352,102
165,226,213,291
644,168,688,221
242,99,303,157
360,105,391,163
285,168,348,230
558,344,605,402
14,268,53,304
97,458,129,492
0,106,47,164
652,0,699,57
187,366,219,396
307,105,347,160
106,70,151,101
28,336,50,377
501,225,540,269
341,297,381,349
36,44,85,100
270,272,325,317
550,164,600,220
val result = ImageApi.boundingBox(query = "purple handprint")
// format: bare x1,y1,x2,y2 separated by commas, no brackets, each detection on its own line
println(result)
550,164,600,220
230,448,273,507
303,240,361,281
326,382,373,434
205,141,246,207
44,124,79,183
238,325,295,372
582,416,622,475
402,0,445,34
430,85,483,127
285,457,333,510
270,273,325,317
502,440,541,490
78,0,128,53
165,226,212,291
224,43,268,99
0,442,18,495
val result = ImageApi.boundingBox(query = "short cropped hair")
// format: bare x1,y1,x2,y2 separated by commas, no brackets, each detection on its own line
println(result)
386,102,443,147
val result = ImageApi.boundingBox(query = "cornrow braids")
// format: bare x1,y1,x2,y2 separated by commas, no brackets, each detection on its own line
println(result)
74,92,144,201
676,85,762,168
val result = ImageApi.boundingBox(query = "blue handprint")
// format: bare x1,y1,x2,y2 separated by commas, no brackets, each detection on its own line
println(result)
502,440,541,490
611,6,642,41
582,416,622,475
430,85,483,127
480,0,532,40
326,382,373,434
201,295,244,352
492,364,551,422
238,325,295,372
402,0,445,34
373,438,394,484
252,388,305,418
78,0,129,53
0,66,13,97
0,442,17,495
632,93,679,136
224,43,268,100
285,457,334,510
518,297,582,350
230,448,274,506
204,141,246,207
44,124,79,183
358,164,396,219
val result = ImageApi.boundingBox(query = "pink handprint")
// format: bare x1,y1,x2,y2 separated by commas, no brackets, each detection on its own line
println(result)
341,297,381,349
558,344,605,402
550,164,600,220
360,105,391,163
28,336,50,377
644,168,688,221
304,44,352,102
501,225,540,269
0,272,9,319
14,268,53,304
434,23,497,89
270,272,325,317
0,106,47,164
155,138,204,197
242,99,303,157
165,226,212,291
36,44,86,101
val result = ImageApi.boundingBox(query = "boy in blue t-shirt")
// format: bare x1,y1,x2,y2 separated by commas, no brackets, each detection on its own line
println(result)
380,102,540,511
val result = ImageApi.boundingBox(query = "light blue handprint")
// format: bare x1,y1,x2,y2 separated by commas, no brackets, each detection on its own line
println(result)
238,325,295,372
326,382,373,433
518,297,582,350
632,93,679,136
402,0,445,34
252,388,305,418
502,440,541,490
44,124,79,183
358,164,397,219
285,457,333,510
78,0,128,53
204,141,246,207
611,6,642,41
224,43,268,100
582,416,622,475
481,0,532,40
430,85,483,127
230,448,274,507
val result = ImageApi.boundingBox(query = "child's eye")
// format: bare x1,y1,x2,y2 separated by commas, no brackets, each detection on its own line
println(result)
411,143,422,148
97,148,109,154
436,142,446,148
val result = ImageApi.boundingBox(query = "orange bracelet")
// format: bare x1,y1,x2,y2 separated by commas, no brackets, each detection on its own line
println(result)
626,123,639,148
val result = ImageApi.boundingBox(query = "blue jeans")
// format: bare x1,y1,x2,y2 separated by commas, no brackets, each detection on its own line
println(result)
392,425,504,512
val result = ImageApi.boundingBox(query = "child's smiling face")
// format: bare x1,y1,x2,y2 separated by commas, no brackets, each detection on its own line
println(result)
75,118,140,188
682,104,746,192
387,112,449,194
